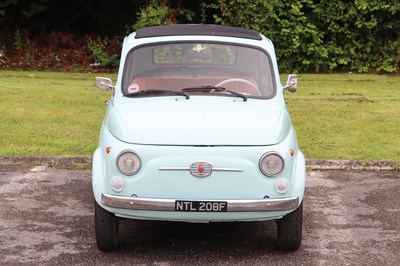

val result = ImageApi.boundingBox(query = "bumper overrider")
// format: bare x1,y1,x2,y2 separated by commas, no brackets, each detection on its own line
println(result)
101,193,299,212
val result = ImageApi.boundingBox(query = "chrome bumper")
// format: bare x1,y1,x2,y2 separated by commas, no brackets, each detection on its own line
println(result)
101,193,299,212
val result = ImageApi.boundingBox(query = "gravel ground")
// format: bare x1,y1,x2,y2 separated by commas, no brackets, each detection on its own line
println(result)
0,166,399,265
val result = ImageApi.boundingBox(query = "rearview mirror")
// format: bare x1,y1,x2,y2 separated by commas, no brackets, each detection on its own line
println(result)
283,74,297,93
186,47,213,59
95,77,114,91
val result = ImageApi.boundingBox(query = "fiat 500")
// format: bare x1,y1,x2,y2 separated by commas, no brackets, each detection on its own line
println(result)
92,24,305,251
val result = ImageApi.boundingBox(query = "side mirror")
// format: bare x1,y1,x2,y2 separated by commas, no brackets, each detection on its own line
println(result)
283,74,297,93
95,77,114,91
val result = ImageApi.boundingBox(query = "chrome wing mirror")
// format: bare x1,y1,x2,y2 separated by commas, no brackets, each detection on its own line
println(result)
283,74,297,93
95,77,114,91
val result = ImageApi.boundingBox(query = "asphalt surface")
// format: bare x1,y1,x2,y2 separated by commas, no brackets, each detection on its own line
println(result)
0,167,399,265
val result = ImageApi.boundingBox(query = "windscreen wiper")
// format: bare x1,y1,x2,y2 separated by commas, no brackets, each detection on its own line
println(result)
182,85,226,92
181,86,247,101
124,89,190,99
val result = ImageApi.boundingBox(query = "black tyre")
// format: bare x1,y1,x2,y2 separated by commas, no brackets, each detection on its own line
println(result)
94,200,119,251
276,201,303,251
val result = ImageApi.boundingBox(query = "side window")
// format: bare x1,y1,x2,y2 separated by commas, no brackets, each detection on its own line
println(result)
257,54,274,96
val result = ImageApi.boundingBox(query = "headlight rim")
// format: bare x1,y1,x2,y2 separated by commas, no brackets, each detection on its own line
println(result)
116,150,142,176
259,152,285,177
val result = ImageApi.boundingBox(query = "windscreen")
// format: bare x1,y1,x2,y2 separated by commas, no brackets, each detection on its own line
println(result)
122,42,275,98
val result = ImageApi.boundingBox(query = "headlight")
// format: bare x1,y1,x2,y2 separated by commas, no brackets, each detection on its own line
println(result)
259,153,284,176
117,151,141,175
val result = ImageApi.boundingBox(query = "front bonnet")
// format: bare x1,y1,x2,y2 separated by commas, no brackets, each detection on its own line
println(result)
106,97,290,146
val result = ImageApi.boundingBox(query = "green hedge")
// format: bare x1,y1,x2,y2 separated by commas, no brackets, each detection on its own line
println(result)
2,0,399,73
210,0,400,73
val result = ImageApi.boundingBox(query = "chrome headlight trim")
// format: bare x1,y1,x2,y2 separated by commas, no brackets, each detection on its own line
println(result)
259,152,285,177
116,150,141,176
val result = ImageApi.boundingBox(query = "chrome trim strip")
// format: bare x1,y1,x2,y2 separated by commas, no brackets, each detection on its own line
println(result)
159,167,243,172
213,168,243,172
101,193,299,212
159,167,189,171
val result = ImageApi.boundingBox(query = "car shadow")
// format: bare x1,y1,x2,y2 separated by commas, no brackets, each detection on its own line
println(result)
114,218,287,259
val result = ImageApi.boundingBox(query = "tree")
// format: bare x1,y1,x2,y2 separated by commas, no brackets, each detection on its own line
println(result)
0,0,399,73
211,0,400,73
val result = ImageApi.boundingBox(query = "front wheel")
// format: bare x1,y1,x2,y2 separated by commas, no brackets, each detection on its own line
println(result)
94,200,119,251
276,201,303,251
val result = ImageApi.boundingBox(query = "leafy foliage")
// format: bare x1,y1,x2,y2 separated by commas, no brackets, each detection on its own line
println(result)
87,37,119,68
132,0,194,30
211,0,400,73
132,0,174,29
0,0,399,73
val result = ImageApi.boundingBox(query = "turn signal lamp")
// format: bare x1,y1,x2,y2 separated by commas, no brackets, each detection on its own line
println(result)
275,179,289,194
111,177,126,192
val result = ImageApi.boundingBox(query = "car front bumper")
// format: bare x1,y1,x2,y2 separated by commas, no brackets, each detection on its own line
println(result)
101,193,299,212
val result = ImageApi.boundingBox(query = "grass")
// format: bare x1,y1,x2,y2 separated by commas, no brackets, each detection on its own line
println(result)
283,73,400,160
0,70,116,156
0,70,399,160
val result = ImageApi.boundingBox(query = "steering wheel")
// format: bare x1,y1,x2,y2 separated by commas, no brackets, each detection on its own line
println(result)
215,78,259,93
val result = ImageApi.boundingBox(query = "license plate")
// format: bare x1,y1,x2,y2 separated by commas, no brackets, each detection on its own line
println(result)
175,200,228,212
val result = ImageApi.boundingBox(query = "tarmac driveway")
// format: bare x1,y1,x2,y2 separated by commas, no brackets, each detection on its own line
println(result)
0,167,399,265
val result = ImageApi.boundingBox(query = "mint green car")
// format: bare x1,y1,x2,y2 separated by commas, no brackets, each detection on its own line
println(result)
93,24,305,251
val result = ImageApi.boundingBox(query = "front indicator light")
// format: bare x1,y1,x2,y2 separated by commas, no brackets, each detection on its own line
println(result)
275,179,289,194
117,151,141,175
259,153,284,176
111,177,126,192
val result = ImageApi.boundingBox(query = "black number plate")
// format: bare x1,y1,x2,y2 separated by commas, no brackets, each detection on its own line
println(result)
175,200,228,212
